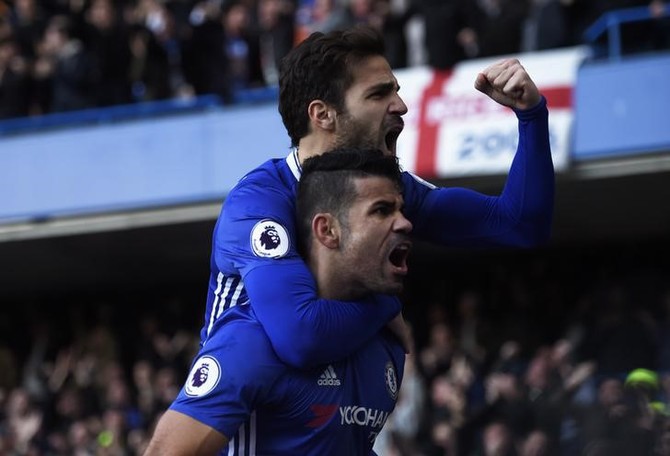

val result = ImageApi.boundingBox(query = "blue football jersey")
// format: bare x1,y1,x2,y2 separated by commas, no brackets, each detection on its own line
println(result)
198,98,552,368
172,305,405,455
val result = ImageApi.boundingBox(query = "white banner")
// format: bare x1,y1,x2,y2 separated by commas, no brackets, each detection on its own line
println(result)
394,47,589,178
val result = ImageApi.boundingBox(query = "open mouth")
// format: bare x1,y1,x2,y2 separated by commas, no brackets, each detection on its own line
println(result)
388,242,412,273
384,123,403,155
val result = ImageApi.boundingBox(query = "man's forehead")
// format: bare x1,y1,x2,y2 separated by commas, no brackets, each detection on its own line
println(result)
353,176,402,199
349,56,397,88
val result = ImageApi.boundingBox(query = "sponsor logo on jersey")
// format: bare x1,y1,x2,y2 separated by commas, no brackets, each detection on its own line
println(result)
317,365,341,386
250,219,290,258
184,355,221,397
385,361,398,400
339,406,389,430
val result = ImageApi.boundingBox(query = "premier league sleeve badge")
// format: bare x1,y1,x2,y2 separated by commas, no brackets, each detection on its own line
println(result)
250,219,291,258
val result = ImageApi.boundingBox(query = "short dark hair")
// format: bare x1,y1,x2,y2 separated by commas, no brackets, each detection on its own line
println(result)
296,148,402,254
278,26,386,148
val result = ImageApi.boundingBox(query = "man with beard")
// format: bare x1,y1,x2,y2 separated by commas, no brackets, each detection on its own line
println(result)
146,149,412,454
157,24,552,451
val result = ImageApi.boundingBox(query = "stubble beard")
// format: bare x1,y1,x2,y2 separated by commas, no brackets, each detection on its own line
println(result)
332,111,379,151
342,238,403,297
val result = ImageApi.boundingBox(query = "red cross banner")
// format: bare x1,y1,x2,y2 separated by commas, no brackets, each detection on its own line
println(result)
395,47,588,179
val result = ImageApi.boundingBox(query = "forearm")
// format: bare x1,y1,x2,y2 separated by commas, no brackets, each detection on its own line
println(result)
245,261,401,368
500,96,554,245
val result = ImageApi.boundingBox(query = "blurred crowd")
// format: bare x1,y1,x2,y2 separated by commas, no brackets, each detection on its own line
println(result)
374,245,670,456
1,244,670,455
0,0,669,120
0,295,202,455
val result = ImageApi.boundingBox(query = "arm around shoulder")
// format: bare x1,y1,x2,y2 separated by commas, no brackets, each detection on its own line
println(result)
245,261,402,368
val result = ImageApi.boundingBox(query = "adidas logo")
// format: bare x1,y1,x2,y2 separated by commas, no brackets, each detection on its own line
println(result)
317,365,341,386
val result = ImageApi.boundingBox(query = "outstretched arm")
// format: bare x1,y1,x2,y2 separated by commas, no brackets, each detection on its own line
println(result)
406,59,554,247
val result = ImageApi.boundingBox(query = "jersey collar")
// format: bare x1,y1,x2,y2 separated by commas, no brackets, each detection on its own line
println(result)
286,147,302,182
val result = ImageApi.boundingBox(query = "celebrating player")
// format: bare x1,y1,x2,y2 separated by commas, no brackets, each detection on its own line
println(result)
146,149,412,455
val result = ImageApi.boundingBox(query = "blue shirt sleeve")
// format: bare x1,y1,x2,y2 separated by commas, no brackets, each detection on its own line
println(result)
170,311,284,438
403,97,554,247
244,261,401,368
216,167,401,369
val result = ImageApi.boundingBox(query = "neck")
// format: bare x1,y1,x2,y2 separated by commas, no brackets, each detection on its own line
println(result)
307,253,364,302
297,135,334,165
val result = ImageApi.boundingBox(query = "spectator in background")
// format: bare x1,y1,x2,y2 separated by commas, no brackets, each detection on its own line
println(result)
221,1,264,98
586,283,658,377
560,0,602,46
151,366,181,415
256,0,295,86
182,0,228,100
519,429,552,456
318,0,386,33
420,322,458,383
433,373,468,424
455,290,490,365
5,388,42,454
100,408,130,455
132,360,156,418
33,14,99,113
131,0,192,98
293,0,334,42
182,0,266,103
8,0,47,60
164,0,197,41
572,376,651,455
483,371,535,446
412,0,469,69
522,0,571,52
481,421,517,456
459,0,530,59
83,0,132,107
0,35,32,118
429,418,459,455
128,24,172,101
69,419,97,455
379,0,415,69
525,349,561,437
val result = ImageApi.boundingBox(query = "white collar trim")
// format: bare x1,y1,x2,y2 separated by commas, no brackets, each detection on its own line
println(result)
286,147,302,182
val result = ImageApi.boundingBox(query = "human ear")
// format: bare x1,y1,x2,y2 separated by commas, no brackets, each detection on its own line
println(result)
312,213,340,249
307,100,336,132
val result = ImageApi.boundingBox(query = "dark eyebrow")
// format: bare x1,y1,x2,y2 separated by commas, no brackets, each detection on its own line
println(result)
371,197,403,213
366,81,399,96
375,199,395,208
